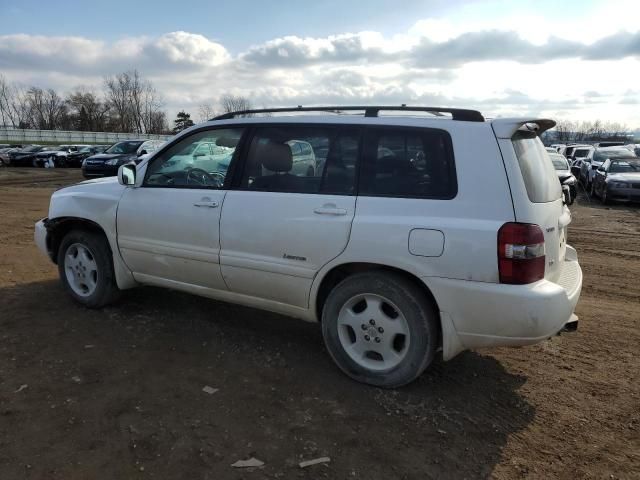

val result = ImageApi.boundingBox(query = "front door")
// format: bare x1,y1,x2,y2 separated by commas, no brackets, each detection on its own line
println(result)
220,125,360,307
117,127,245,291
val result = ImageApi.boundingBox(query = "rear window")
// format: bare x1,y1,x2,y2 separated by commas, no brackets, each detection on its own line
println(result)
574,148,590,158
512,131,561,203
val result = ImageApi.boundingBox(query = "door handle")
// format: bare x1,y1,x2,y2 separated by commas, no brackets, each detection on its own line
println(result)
314,204,347,216
193,201,219,208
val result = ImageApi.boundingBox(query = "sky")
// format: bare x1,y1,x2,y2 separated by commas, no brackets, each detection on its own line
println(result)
1,0,640,126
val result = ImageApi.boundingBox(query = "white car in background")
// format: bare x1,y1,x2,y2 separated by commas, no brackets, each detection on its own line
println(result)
34,106,582,387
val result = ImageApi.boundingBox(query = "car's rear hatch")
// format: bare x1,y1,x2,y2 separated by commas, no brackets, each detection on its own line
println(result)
492,119,569,283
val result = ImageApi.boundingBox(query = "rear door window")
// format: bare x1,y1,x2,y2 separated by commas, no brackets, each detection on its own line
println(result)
512,131,561,203
359,128,456,199
238,126,359,195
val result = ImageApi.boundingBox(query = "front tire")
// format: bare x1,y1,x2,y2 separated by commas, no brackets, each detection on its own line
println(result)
321,272,439,388
601,188,609,205
57,230,121,308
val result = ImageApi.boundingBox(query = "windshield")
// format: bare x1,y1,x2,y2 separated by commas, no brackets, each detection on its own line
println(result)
610,161,640,173
574,149,590,158
79,146,92,153
105,141,142,155
22,146,42,153
550,155,569,170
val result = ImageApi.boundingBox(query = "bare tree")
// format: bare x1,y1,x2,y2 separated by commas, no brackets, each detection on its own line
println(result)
0,75,31,128
220,94,252,115
66,88,111,131
104,70,166,133
25,87,68,130
197,103,216,122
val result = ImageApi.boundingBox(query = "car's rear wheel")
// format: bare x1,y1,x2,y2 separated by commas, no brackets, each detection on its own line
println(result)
57,230,121,308
601,188,609,205
321,272,438,388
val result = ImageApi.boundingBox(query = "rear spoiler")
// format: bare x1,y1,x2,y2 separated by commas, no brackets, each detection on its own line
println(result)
491,118,556,139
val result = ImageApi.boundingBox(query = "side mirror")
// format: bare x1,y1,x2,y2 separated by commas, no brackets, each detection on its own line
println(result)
118,163,136,186
138,149,148,156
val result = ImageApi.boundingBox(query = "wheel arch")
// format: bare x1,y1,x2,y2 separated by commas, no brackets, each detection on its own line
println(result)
45,216,138,290
46,217,109,264
313,262,442,347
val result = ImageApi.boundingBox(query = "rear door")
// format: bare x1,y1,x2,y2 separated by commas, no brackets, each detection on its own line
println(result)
496,127,567,282
219,125,359,308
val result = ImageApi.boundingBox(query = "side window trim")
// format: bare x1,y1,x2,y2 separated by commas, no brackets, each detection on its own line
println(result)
142,126,248,190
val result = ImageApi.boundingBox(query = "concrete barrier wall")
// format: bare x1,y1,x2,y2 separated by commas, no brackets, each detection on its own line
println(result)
0,128,173,144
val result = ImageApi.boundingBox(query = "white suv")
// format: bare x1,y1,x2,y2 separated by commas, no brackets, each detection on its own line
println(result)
34,106,582,387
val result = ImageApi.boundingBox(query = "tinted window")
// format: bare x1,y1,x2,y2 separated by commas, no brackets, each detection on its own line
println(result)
239,126,358,194
512,131,561,203
359,128,456,198
145,128,243,188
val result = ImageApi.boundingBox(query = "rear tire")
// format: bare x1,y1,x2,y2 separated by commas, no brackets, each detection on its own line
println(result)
57,230,121,308
321,272,439,388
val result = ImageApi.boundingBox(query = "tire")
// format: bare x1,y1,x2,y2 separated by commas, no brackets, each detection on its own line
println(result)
601,188,609,205
321,272,439,388
590,181,597,198
57,230,121,308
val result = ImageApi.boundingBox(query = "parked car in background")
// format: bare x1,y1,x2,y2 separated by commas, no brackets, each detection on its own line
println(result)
591,158,640,204
0,147,20,166
570,159,583,178
7,145,46,166
82,140,164,178
567,145,594,162
549,153,577,204
551,144,566,155
35,106,582,387
595,141,625,147
580,146,637,188
34,145,80,168
545,147,557,154
66,145,110,167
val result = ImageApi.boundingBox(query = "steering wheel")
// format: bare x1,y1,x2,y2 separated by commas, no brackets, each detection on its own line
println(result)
186,168,224,188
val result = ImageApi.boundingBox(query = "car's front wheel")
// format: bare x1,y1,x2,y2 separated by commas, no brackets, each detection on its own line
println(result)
321,272,439,388
57,230,121,308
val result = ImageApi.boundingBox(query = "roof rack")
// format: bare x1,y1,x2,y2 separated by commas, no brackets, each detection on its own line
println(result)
211,105,485,122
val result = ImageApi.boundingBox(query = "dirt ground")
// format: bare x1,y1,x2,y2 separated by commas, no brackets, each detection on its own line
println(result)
0,167,638,480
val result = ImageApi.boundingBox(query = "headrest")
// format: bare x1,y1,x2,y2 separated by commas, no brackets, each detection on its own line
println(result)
257,143,292,172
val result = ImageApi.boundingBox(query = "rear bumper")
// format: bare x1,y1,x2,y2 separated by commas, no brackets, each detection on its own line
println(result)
425,245,582,360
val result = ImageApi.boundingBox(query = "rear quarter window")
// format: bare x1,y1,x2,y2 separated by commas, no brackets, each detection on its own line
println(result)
359,127,456,199
512,131,561,203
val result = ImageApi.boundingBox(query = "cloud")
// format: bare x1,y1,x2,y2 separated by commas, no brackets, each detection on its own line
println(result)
0,31,229,75
0,24,640,125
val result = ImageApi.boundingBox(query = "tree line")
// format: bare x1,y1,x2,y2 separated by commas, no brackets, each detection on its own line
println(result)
546,120,633,143
0,72,255,135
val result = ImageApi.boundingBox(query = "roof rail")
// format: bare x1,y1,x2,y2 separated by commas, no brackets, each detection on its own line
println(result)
211,105,485,122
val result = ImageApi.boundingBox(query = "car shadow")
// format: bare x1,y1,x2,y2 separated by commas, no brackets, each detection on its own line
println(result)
1,280,535,479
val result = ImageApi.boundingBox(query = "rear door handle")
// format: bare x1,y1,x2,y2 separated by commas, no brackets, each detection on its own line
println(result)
193,201,219,208
314,204,347,216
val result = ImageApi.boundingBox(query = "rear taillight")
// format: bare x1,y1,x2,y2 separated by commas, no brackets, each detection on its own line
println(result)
498,222,545,284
